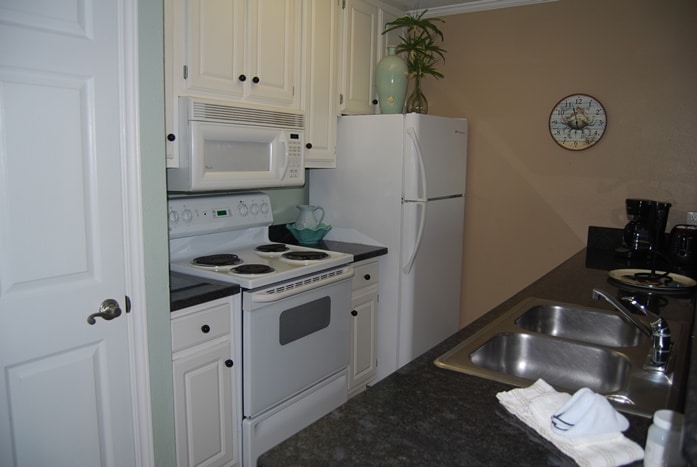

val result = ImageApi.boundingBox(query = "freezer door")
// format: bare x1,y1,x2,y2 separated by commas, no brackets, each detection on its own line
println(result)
398,196,465,366
403,114,468,201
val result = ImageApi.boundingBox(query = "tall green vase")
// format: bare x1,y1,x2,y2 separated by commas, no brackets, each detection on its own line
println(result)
375,47,408,114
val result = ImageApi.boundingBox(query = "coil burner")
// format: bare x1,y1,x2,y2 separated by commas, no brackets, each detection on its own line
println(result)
232,264,275,275
192,254,242,267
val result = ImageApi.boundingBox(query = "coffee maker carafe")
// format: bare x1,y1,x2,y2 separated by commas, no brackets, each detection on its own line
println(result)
622,198,671,258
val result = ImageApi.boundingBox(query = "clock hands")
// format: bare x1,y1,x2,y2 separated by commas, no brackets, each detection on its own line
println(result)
562,107,594,131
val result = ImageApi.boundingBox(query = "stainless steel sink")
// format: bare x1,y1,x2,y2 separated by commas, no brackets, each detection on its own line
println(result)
515,303,644,347
470,333,632,394
435,297,684,417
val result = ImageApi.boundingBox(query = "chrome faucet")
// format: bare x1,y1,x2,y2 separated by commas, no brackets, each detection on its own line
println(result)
592,288,672,371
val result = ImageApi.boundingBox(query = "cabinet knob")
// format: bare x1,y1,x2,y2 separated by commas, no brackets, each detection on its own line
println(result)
305,143,312,149
364,274,371,281
167,133,176,142
252,76,260,84
238,74,247,82
351,310,358,316
372,99,378,105
225,359,234,368
201,324,210,333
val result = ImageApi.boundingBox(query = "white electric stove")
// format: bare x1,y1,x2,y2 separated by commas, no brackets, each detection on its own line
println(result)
168,192,354,466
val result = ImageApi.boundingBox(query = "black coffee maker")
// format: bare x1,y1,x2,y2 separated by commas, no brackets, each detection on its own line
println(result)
620,198,671,259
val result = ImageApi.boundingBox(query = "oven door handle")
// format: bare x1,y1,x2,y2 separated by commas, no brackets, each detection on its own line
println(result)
249,268,355,303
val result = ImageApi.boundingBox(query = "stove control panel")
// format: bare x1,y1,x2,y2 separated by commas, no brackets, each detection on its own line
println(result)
168,192,273,239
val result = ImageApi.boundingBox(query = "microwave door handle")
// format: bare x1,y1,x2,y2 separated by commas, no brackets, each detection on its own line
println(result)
278,132,290,180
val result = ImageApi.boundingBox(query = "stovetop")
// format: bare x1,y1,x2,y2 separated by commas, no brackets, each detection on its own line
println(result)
170,242,352,289
168,193,353,289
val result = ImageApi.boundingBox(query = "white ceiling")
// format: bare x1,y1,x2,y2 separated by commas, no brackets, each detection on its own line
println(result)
380,0,558,16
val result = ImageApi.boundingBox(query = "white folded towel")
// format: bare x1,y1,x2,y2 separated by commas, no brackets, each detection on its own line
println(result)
551,387,629,436
496,379,644,467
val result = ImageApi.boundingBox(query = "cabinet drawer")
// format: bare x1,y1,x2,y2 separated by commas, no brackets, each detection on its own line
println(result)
352,260,379,290
171,301,231,353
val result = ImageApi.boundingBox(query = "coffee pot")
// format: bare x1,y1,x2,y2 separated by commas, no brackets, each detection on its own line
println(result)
294,205,325,230
622,198,671,258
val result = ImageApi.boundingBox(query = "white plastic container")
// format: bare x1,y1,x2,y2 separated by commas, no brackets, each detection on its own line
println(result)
644,409,686,467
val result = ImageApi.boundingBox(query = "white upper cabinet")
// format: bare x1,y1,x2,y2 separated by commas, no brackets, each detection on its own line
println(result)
338,0,404,115
246,0,302,106
179,0,301,108
303,0,340,168
339,0,379,115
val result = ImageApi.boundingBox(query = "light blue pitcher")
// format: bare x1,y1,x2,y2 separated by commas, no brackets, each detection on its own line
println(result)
295,205,325,230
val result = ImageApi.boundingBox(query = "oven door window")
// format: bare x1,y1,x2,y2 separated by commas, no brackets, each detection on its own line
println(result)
279,297,330,345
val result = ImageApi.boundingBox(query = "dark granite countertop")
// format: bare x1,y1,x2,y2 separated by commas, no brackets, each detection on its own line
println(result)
169,272,240,312
258,240,697,466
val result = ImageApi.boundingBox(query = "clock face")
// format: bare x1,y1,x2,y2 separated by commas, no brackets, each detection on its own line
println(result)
549,94,607,151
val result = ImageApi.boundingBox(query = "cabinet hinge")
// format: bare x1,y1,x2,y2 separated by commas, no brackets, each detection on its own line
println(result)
125,295,132,313
339,93,344,105
341,0,346,9
183,65,188,80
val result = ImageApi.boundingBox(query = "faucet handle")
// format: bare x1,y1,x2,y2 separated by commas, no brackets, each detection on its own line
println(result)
650,318,672,366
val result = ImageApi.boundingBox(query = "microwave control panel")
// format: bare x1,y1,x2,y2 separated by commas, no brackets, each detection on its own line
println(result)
286,132,303,182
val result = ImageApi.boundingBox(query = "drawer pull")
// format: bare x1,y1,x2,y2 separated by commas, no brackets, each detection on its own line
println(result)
364,274,371,281
201,324,210,333
351,310,358,317
225,359,234,368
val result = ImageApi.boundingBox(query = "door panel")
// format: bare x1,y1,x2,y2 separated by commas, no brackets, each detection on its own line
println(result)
0,0,138,465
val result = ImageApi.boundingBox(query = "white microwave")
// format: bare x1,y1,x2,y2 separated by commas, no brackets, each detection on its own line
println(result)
167,97,305,192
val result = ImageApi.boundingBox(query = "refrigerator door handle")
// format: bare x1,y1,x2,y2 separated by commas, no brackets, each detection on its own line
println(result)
406,127,428,202
403,200,427,274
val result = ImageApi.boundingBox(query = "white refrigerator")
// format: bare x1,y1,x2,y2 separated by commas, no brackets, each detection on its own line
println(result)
310,113,467,383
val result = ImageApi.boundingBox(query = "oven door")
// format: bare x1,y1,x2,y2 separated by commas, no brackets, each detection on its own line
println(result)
242,268,353,417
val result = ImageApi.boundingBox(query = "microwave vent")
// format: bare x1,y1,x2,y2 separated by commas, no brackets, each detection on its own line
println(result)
191,101,304,130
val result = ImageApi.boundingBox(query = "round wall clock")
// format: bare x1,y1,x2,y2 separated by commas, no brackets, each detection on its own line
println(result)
549,93,607,151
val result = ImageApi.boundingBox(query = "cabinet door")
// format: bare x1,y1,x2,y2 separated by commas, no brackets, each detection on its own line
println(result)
340,0,378,115
173,338,239,467
303,0,339,167
349,288,378,395
247,0,301,107
183,0,246,98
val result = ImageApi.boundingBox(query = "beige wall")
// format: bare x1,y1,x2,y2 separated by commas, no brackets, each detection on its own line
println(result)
422,0,697,326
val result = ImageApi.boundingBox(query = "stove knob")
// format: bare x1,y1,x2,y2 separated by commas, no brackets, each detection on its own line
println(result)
181,209,193,223
260,202,270,215
250,203,260,216
238,202,249,216
168,209,179,225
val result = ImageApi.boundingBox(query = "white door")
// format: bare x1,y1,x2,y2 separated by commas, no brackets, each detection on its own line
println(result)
0,1,145,466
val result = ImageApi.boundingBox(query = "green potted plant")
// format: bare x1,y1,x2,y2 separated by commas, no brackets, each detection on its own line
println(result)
383,10,446,113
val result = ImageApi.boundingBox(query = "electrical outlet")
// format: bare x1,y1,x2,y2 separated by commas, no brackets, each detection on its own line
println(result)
687,211,697,225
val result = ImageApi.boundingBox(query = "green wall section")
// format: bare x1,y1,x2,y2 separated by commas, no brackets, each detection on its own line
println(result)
265,183,310,225
138,0,176,465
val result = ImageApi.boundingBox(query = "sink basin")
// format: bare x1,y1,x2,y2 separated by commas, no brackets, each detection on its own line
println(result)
435,297,684,417
515,303,644,347
470,333,631,394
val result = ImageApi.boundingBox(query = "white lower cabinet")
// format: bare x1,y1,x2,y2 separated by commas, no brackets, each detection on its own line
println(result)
348,259,379,397
171,295,242,467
